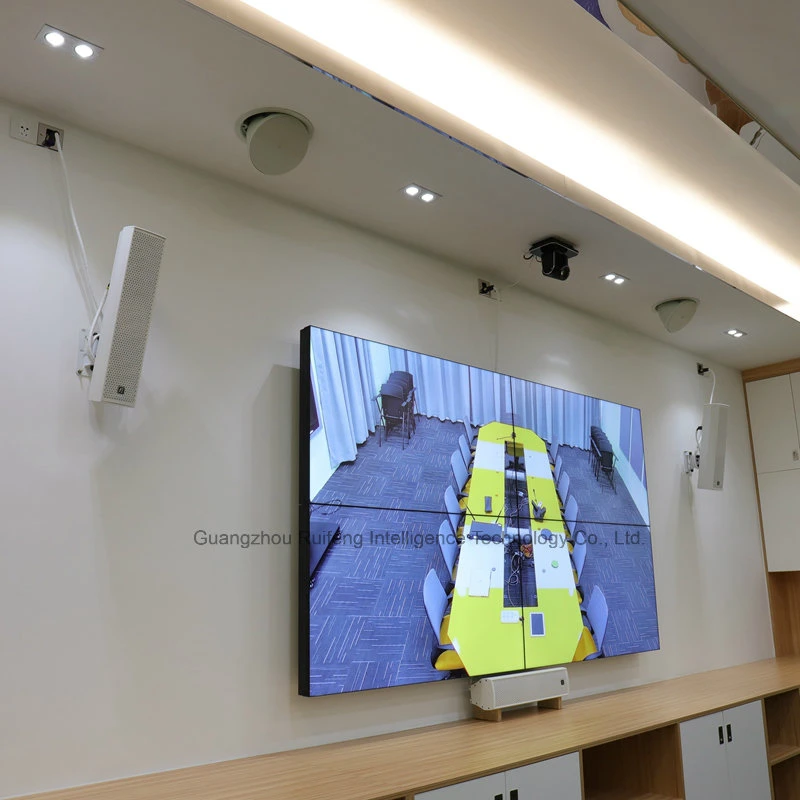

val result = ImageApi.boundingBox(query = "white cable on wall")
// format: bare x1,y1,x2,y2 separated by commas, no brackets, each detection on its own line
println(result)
54,132,98,313
86,283,109,362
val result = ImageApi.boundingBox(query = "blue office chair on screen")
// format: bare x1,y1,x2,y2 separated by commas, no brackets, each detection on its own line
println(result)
557,469,570,508
549,440,560,466
438,519,459,582
451,451,471,499
423,569,453,649
458,434,473,472
571,531,587,583
462,417,477,449
444,486,465,540
423,569,465,672
555,454,564,483
564,495,579,540
582,586,608,659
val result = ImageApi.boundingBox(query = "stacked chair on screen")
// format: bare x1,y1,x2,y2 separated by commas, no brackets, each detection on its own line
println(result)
375,370,416,447
590,425,616,491
387,370,416,433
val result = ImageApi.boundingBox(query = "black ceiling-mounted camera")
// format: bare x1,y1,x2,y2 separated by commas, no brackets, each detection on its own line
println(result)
526,237,579,281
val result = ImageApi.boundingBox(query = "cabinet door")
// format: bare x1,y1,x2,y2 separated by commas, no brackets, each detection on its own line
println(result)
747,375,800,473
505,753,581,800
757,469,800,571
680,711,729,800
723,701,771,800
415,772,506,800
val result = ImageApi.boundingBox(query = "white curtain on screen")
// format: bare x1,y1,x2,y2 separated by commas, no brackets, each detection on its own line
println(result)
510,379,600,448
311,328,380,468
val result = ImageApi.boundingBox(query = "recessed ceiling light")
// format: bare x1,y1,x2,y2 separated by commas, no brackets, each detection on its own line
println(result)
613,277,625,285
601,273,628,284
401,183,441,203
604,273,617,281
36,25,103,60
726,329,747,338
44,31,65,47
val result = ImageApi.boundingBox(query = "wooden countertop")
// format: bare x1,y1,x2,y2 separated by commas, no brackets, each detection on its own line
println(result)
17,657,800,800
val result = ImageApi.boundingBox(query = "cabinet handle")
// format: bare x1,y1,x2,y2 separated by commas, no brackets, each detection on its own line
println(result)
727,723,733,743
510,791,519,800
718,725,724,745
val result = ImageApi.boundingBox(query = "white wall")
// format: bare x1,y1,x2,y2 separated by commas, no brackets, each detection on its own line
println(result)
0,103,773,799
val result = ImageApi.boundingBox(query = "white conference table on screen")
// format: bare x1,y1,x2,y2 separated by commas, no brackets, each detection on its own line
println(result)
447,421,593,675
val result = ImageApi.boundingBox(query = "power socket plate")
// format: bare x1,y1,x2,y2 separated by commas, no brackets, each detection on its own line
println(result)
10,115,35,144
9,115,64,148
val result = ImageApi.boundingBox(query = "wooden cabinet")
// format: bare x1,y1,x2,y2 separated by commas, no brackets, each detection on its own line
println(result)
758,470,800,571
680,700,771,800
505,754,581,800
680,712,728,800
746,374,800,474
746,372,800,572
415,773,505,800
415,754,581,800
765,690,800,800
583,725,683,800
19,658,800,800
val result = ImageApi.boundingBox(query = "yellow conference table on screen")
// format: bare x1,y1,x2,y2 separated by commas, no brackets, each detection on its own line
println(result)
447,422,591,675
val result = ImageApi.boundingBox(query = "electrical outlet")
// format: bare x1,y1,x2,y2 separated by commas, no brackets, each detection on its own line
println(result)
9,115,35,144
37,122,64,150
9,116,64,148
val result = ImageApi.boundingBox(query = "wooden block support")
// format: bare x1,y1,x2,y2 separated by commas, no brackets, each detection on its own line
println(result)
537,696,563,710
472,706,503,722
472,696,563,721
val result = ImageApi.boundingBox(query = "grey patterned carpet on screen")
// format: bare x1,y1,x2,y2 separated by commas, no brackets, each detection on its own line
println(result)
307,420,658,695
557,445,659,658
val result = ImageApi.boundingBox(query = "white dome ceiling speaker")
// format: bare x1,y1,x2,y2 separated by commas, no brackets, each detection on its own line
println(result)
655,298,698,333
237,109,313,175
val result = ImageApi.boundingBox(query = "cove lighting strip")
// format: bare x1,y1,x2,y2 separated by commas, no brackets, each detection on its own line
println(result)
234,0,800,320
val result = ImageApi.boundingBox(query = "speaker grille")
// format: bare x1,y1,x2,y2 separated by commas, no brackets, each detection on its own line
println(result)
101,228,164,406
472,667,569,709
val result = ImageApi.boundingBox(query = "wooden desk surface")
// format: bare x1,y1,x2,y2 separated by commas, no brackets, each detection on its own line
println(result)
18,657,800,800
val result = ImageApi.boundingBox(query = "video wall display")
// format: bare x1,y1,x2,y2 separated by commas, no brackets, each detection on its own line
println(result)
299,326,659,697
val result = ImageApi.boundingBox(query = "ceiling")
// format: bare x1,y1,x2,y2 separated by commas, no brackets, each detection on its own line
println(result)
1,0,799,370
624,0,800,161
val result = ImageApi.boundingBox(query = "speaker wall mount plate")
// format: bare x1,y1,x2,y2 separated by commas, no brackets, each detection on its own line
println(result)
236,108,313,175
